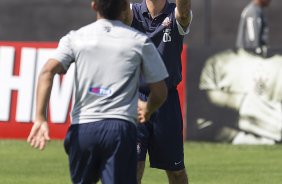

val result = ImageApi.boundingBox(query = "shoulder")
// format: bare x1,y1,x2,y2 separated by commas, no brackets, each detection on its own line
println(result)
166,3,177,21
205,50,236,67
162,2,176,17
122,25,149,42
115,25,151,54
75,22,97,34
168,2,176,11
62,22,95,39
59,30,76,43
241,3,259,18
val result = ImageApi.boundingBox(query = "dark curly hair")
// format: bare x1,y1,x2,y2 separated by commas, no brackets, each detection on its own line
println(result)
92,0,128,20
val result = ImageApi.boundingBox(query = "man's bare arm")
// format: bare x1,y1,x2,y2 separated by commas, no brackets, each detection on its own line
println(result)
35,59,65,121
27,59,65,150
175,0,192,27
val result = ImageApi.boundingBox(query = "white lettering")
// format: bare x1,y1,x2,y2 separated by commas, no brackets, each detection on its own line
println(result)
0,47,15,121
0,47,36,122
163,29,172,42
16,48,37,122
0,46,74,124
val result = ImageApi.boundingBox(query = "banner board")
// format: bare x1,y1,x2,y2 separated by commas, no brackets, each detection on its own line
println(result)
0,42,187,139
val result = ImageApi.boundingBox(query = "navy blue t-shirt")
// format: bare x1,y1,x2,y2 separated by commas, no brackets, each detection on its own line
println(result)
132,1,185,90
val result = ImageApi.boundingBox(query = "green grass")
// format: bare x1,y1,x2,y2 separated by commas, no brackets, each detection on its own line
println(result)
0,140,282,184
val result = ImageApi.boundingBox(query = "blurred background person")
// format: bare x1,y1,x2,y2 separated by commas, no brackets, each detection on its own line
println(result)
189,0,282,145
236,0,271,57
196,49,282,145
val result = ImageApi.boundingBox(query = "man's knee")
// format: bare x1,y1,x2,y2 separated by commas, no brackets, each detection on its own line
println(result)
166,169,186,177
166,169,188,184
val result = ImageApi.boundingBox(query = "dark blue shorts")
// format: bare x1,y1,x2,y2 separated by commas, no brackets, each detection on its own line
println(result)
138,88,185,171
64,119,137,184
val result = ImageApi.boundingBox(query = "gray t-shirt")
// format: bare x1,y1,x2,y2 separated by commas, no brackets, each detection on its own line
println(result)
236,2,268,51
52,19,168,125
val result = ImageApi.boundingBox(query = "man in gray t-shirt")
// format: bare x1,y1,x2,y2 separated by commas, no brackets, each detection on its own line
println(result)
236,0,271,56
27,0,168,183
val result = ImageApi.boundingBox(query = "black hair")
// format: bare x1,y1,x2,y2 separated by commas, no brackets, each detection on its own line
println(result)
93,0,127,20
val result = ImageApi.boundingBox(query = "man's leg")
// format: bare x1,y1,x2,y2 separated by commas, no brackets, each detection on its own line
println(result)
137,161,146,184
100,119,137,184
149,89,188,184
166,169,189,184
136,94,151,184
64,124,100,184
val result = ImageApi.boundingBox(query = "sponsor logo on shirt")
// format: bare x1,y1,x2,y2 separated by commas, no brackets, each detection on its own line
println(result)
89,87,112,96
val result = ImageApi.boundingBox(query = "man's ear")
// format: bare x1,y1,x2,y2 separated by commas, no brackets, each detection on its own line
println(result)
91,1,97,11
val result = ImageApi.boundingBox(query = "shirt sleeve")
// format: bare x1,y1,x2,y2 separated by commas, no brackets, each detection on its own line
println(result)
141,39,169,83
51,32,75,71
175,9,193,36
199,57,218,90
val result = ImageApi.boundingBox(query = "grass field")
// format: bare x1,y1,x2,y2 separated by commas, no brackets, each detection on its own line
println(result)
1,140,282,184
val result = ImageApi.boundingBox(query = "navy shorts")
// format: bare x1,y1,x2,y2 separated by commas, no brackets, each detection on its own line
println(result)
137,88,185,171
64,119,137,184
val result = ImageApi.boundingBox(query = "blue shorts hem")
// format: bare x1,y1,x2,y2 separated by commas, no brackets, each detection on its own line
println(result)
150,163,185,171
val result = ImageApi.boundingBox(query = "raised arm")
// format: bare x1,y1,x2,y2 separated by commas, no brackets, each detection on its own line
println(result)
175,0,192,27
27,59,65,150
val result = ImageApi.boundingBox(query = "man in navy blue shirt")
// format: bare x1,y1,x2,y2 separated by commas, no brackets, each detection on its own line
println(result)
127,0,192,183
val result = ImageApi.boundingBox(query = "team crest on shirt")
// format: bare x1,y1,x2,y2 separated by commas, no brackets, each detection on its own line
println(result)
253,76,268,95
162,17,172,27
253,64,269,96
88,87,112,96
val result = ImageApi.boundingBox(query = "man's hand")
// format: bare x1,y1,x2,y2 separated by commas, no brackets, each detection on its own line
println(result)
26,59,63,150
138,81,167,123
137,99,152,123
27,121,50,150
175,0,191,27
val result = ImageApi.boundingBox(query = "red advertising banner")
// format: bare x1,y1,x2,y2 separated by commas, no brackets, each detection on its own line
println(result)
0,42,187,139
177,44,187,139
